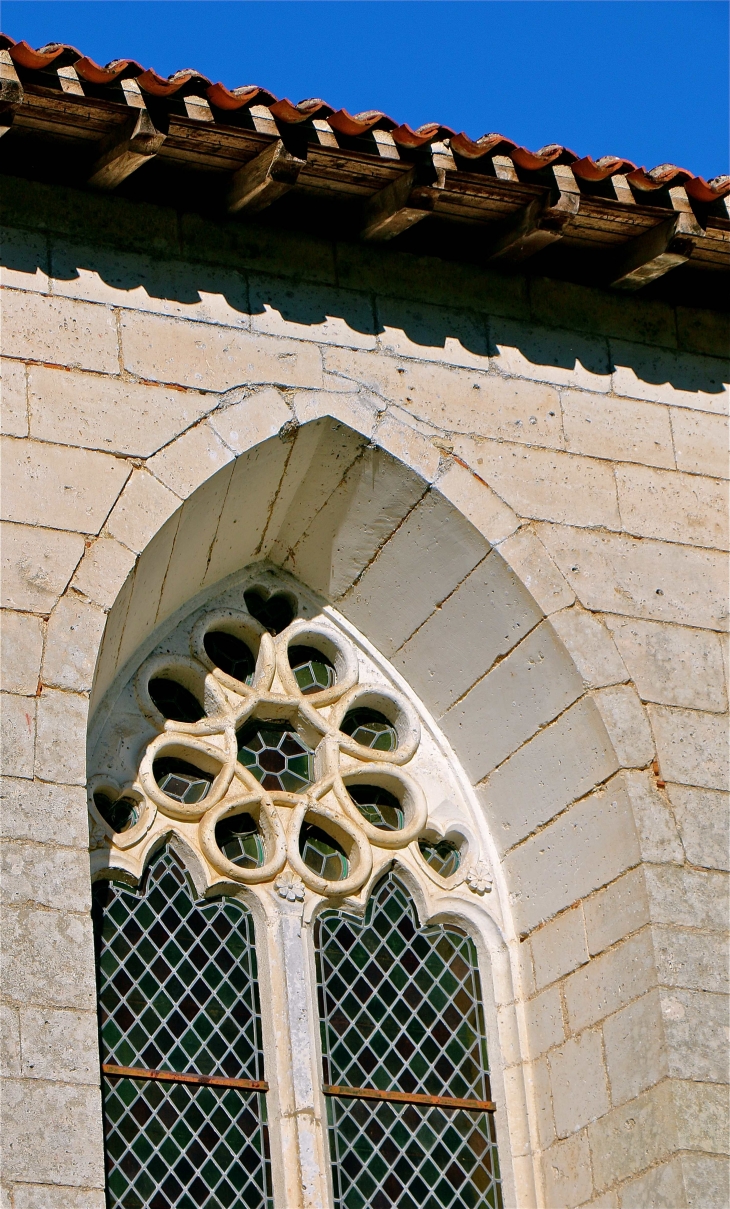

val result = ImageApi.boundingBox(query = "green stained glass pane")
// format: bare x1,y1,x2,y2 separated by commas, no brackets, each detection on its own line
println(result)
215,813,265,870
340,708,397,753
317,873,502,1209
153,758,214,806
300,824,349,882
93,846,272,1209
419,838,462,879
94,791,140,835
347,784,404,831
288,645,336,695
237,721,313,793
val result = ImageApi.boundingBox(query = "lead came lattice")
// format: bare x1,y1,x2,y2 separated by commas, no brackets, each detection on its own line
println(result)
94,847,272,1209
316,874,502,1209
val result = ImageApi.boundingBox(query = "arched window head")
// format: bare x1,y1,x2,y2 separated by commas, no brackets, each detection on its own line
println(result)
316,872,503,1209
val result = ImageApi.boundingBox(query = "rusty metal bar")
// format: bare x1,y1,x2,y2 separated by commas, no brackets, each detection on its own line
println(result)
102,1063,268,1092
323,1084,496,1112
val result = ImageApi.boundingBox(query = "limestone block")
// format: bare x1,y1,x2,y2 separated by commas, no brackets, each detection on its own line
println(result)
0,358,28,436
647,865,729,931
667,784,729,870
0,778,89,848
112,514,179,677
377,296,489,370
661,988,730,1084
294,387,382,439
561,388,675,469
1,437,130,535
549,1029,610,1137
323,346,565,446
681,1156,730,1209
591,685,655,767
434,459,519,544
564,930,656,1033
529,1056,556,1149
496,527,575,616
444,621,584,783
42,595,106,693
528,276,676,349
1,693,35,778
203,437,291,589
12,1186,106,1209
249,274,376,349
393,550,543,716
147,420,234,499
524,985,565,1059
0,289,118,373
20,1007,99,1084
0,610,44,695
621,768,684,864
530,906,589,992
455,437,621,529
617,1156,687,1209
105,468,181,554
0,522,84,612
120,311,323,391
0,1005,20,1076
538,524,729,631
342,489,486,657
1,840,91,911
610,340,729,414
490,318,610,391
652,925,728,994
0,1078,104,1184
158,461,236,621
541,1132,594,1208
375,412,441,482
495,1004,522,1069
671,407,729,479
676,305,730,359
0,226,50,292
583,866,650,957
588,1080,677,1191
577,1193,618,1208
35,688,88,785
604,615,727,711
28,365,216,458
209,387,292,454
616,463,728,551
70,537,136,610
603,989,667,1106
673,1080,730,1155
1,906,97,1009
481,697,619,856
649,704,729,791
549,606,627,689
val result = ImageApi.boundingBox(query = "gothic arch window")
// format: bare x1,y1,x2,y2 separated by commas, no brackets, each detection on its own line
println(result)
93,846,272,1209
89,567,506,1208
316,872,502,1209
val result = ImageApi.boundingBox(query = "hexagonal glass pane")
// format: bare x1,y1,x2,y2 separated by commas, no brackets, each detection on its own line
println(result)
237,722,314,793
288,645,336,695
300,823,348,881
340,708,397,752
216,812,265,869
153,757,214,805
419,838,461,879
347,784,404,831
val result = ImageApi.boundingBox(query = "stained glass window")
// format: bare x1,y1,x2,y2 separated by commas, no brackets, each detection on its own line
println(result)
316,873,502,1209
203,631,255,684
237,722,314,793
94,791,139,834
419,838,462,879
148,678,205,724
93,846,272,1209
288,645,336,694
341,709,397,752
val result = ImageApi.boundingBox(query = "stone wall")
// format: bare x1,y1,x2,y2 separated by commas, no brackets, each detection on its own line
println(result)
1,173,728,1208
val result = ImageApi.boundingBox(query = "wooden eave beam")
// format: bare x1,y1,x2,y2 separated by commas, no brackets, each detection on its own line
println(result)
484,164,581,264
88,83,167,190
0,48,24,137
360,162,445,241
608,212,702,290
227,138,306,214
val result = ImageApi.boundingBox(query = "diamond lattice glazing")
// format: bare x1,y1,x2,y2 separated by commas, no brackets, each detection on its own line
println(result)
94,846,272,1209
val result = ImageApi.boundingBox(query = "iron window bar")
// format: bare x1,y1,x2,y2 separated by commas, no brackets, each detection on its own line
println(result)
102,1062,269,1093
323,1084,496,1113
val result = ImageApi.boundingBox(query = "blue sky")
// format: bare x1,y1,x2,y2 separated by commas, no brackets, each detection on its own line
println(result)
3,1,728,177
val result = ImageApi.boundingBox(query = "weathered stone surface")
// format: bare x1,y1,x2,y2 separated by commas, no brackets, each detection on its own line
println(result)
549,1029,610,1137
42,596,107,693
454,437,621,528
105,468,181,553
528,276,676,348
1,840,91,911
617,1156,687,1209
0,290,118,373
0,1005,21,1076
681,1156,730,1209
564,929,656,1033
121,311,323,391
71,537,136,610
377,296,489,370
481,697,618,855
393,550,542,716
667,784,729,870
0,778,89,847
549,605,627,690
0,522,84,612
674,1080,730,1155
530,906,589,991
661,988,730,1084
583,866,650,957
1,610,44,695
442,621,584,782
1,1077,105,1184
490,318,610,392
1,438,130,534
1,693,36,778
588,1081,677,1192
653,925,728,994
539,524,729,630
523,985,565,1060
671,406,729,479
0,358,28,437
541,1132,594,1208
610,340,729,414
1,906,97,1009
615,463,728,551
591,685,655,768
29,365,216,457
561,388,675,469
435,459,519,544
20,1007,99,1084
649,704,729,791
147,420,234,499
11,1186,106,1209
209,387,292,454
602,989,667,1106
621,768,684,864
605,614,727,711
374,411,442,482
645,864,729,931
496,527,575,615
0,226,50,292
249,274,377,349
35,688,88,785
